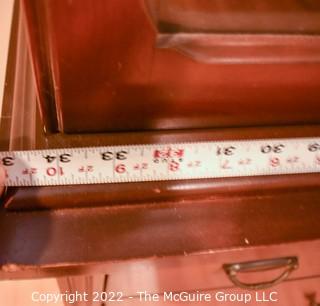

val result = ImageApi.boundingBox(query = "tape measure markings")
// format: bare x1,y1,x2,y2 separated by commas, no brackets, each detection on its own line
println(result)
0,137,319,186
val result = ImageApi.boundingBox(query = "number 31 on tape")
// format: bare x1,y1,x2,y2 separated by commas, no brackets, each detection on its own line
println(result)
0,138,320,186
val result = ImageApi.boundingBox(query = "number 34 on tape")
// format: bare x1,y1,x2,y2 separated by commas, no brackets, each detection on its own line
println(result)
0,138,320,186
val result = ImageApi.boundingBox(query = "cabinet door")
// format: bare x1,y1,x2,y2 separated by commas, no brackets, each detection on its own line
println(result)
21,0,320,133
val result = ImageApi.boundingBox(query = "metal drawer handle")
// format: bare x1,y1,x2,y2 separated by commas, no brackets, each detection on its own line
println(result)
223,256,298,290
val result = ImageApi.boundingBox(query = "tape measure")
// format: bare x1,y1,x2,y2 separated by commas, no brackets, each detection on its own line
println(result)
1,137,320,186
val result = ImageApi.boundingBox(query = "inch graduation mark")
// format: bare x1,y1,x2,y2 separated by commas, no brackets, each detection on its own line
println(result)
0,138,319,186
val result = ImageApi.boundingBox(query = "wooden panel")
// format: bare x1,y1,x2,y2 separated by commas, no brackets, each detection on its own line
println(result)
111,277,320,306
1,2,319,291
0,190,320,280
107,240,320,296
3,1,319,216
146,0,320,34
21,0,320,133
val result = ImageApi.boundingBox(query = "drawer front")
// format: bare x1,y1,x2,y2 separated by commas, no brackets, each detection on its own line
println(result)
110,277,320,306
107,240,320,296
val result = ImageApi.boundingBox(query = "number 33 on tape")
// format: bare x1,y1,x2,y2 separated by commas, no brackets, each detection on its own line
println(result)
0,137,319,186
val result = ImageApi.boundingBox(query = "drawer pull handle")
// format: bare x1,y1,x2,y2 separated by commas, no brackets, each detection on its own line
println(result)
223,256,298,290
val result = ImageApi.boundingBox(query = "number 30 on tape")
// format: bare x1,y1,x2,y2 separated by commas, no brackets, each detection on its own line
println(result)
0,138,320,186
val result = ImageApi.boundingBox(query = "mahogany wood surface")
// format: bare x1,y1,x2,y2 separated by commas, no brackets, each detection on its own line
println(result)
1,189,320,280
22,0,320,133
146,0,320,34
112,277,320,305
107,240,320,296
1,1,319,288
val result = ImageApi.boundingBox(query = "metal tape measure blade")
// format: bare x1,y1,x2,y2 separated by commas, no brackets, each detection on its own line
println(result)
1,137,320,186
